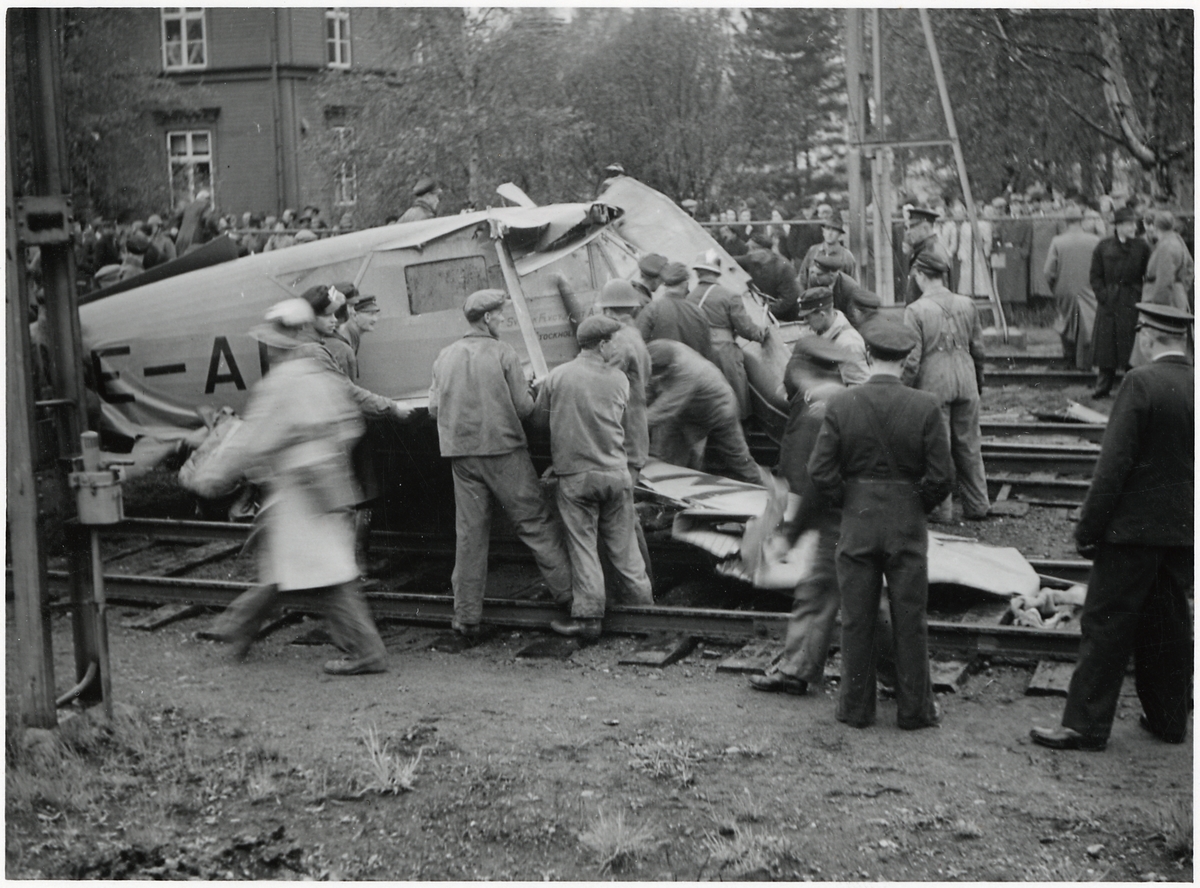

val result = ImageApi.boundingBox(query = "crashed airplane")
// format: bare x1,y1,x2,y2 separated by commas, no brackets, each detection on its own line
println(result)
78,177,1045,599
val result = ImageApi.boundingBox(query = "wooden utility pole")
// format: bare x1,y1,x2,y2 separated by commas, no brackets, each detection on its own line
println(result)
869,9,896,305
918,9,1008,338
843,10,868,286
6,91,57,728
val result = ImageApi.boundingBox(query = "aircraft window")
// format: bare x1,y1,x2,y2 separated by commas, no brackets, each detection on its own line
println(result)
405,256,490,315
523,249,594,300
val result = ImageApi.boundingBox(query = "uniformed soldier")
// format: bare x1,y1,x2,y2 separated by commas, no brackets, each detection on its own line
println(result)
688,250,769,419
635,261,715,361
902,204,941,305
644,339,763,485
429,289,574,637
533,315,653,641
398,176,441,223
901,245,991,522
795,287,870,386
807,318,954,730
1031,303,1193,751
799,212,857,290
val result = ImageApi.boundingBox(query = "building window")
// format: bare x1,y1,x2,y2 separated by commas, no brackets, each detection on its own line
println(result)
326,8,351,69
167,130,213,209
161,8,207,71
332,126,357,206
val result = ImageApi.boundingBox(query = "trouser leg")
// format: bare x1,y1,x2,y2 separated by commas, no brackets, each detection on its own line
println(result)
451,458,492,627
321,579,388,665
556,473,606,619
596,471,653,606
702,405,763,485
1134,547,1193,742
487,450,573,603
650,419,701,469
1094,367,1115,395
212,583,281,650
949,398,989,518
885,541,937,729
1062,544,1156,740
777,514,840,683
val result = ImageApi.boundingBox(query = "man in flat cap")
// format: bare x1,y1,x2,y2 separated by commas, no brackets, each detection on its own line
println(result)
533,315,653,640
799,212,857,291
901,244,990,522
429,289,574,638
796,287,869,386
688,250,769,419
1031,303,1193,752
631,253,667,307
901,204,942,305
831,272,882,330
644,339,763,485
399,176,442,223
807,318,953,730
735,238,803,322
1044,205,1102,368
635,261,715,362
1089,205,1151,397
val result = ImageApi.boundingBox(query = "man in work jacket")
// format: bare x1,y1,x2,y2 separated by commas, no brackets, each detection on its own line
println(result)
398,176,441,223
808,317,953,730
901,204,941,305
687,250,769,420
630,253,667,308
429,289,574,637
1031,303,1193,751
533,316,653,641
635,261,715,362
901,245,990,522
736,236,803,321
796,287,870,386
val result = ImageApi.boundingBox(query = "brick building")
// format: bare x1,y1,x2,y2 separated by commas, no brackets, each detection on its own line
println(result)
120,7,416,222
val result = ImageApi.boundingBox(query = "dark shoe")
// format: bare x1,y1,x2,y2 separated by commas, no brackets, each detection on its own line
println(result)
749,672,809,695
963,510,991,521
452,620,483,640
1090,388,1111,399
323,657,388,676
1029,726,1106,751
550,618,602,641
1138,715,1186,744
899,701,941,730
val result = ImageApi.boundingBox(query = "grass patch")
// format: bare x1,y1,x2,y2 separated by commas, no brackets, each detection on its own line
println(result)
628,739,701,788
1158,795,1193,861
702,825,798,878
578,808,658,875
356,723,421,795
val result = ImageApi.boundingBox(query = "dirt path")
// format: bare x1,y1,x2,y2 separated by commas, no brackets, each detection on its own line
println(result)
8,605,1192,881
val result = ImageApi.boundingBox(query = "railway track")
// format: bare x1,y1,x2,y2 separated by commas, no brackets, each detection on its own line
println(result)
42,569,1083,662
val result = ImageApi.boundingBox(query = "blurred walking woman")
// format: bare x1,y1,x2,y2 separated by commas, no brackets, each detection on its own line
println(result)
209,298,388,675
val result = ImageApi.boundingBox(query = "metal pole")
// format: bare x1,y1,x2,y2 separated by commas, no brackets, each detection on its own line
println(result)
89,530,114,720
918,9,1008,339
23,7,104,704
870,10,895,305
6,94,57,728
843,10,867,287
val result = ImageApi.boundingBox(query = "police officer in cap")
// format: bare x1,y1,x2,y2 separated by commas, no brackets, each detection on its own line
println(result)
796,287,870,386
399,176,441,223
429,289,574,638
901,243,990,522
631,253,667,307
799,211,857,291
902,204,941,305
1031,303,1193,751
808,317,954,730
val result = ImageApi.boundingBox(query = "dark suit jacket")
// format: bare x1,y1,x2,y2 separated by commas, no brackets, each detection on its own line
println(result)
808,375,953,512
1076,354,1193,548
1089,235,1151,369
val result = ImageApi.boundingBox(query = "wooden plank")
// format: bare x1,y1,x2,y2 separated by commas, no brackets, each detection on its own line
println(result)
716,639,780,675
618,632,696,667
989,500,1030,517
125,603,205,631
1025,660,1075,696
931,660,970,693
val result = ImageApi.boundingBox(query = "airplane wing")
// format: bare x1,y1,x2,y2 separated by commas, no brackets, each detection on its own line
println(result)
496,182,537,208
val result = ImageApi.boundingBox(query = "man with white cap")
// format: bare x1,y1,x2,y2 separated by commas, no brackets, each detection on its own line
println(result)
533,315,653,640
207,298,389,675
687,249,769,419
1031,303,1193,751
429,289,574,638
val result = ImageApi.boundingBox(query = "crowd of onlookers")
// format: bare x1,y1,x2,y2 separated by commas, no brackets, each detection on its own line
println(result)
72,191,359,295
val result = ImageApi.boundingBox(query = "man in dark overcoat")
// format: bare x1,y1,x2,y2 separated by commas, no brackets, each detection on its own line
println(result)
1031,303,1193,751
807,318,953,730
1089,206,1151,397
